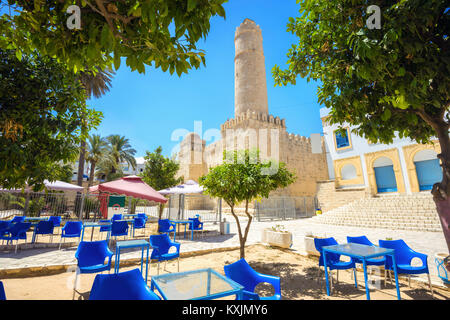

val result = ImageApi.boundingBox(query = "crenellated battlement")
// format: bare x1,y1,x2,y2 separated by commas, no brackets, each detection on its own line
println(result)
221,111,286,130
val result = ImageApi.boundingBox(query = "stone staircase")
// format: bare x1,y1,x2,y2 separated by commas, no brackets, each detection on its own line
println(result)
312,193,442,232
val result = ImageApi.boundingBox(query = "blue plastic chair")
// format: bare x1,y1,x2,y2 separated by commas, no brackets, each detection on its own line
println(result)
224,258,281,300
314,237,357,292
89,268,160,300
0,281,6,300
73,240,113,300
10,216,25,223
149,233,180,275
111,214,123,222
133,217,146,237
59,221,83,250
48,216,62,234
158,219,176,239
109,220,129,245
99,219,112,240
33,220,55,243
0,222,31,253
137,213,148,222
379,239,433,296
188,216,204,238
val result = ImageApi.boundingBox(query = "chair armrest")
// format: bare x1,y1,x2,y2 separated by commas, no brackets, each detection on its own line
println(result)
409,251,428,267
169,241,181,252
254,273,281,295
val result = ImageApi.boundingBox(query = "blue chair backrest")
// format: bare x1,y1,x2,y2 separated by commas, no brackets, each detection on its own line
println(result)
11,216,25,223
112,214,123,221
149,234,172,254
347,236,374,246
89,268,160,300
224,258,260,293
63,221,83,235
6,222,31,238
158,219,173,232
0,281,6,300
137,213,147,221
99,219,111,232
111,220,128,235
48,216,61,227
35,220,54,235
76,241,112,268
133,217,145,228
379,239,416,267
314,237,341,265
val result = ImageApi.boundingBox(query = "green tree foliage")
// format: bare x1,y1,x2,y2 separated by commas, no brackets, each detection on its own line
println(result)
200,150,295,259
273,0,450,250
1,0,227,75
0,49,103,190
140,146,182,220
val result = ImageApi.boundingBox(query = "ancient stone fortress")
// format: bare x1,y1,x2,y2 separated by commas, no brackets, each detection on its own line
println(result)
176,19,329,198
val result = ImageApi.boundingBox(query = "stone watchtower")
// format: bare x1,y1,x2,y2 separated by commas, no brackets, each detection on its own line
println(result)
234,19,269,117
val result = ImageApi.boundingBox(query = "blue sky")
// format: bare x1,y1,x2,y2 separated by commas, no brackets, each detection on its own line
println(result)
88,0,325,158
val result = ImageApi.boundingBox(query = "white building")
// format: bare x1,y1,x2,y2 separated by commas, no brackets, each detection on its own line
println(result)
320,107,442,195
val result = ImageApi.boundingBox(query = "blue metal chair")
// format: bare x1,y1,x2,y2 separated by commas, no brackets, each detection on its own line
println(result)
314,237,357,292
48,216,62,234
10,216,25,223
111,214,123,222
73,240,113,300
149,233,180,275
188,216,204,238
158,219,176,239
109,220,129,245
99,219,112,240
59,221,83,250
224,258,281,300
379,239,433,296
89,268,160,300
0,281,6,300
133,217,146,237
0,222,31,253
33,220,55,243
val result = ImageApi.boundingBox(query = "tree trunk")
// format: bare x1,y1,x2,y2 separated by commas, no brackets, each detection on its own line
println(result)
77,140,86,187
229,204,246,259
431,123,450,252
88,161,96,188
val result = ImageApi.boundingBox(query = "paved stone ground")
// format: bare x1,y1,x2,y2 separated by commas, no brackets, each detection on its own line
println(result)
0,215,448,288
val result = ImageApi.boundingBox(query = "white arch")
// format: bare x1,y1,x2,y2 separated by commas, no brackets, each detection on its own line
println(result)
413,149,438,162
373,156,393,168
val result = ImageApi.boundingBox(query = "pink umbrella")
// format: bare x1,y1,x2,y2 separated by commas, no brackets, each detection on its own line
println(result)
88,175,167,203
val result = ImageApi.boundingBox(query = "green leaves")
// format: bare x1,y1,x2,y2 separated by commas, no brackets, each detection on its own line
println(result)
2,0,227,76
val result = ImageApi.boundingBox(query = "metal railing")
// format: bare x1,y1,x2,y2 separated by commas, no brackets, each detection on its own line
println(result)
255,196,318,221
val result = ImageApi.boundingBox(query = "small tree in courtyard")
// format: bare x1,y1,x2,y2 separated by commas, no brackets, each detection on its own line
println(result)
199,150,296,259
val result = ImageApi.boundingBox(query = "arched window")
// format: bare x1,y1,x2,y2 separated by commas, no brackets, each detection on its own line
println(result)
341,164,357,180
373,156,397,193
413,149,442,191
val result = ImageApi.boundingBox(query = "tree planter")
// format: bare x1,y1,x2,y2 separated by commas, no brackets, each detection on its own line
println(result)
261,228,292,249
304,235,320,256
435,253,450,285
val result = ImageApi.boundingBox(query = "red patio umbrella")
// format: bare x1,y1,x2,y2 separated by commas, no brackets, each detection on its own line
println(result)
89,175,167,218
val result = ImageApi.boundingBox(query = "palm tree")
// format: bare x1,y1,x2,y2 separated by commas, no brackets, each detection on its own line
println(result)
85,134,108,188
76,67,116,187
107,135,137,173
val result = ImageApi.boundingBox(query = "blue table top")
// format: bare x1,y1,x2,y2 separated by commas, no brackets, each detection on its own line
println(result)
116,239,149,249
151,268,243,300
169,219,193,224
24,217,49,221
323,243,394,259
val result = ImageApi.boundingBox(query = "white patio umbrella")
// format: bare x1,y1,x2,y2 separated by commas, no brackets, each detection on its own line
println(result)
0,180,84,192
158,180,203,195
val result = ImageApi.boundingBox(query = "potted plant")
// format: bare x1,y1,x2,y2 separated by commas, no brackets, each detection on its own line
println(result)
435,253,450,285
304,232,322,256
261,224,292,249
